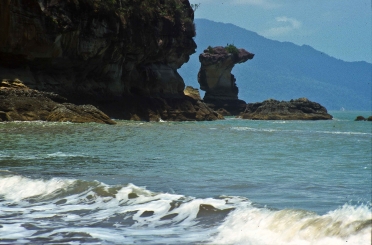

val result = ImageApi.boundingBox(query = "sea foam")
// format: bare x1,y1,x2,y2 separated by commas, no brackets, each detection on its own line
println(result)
1,175,370,244
211,204,372,245
0,175,74,201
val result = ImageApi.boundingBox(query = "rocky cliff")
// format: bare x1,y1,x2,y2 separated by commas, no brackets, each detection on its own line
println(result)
197,45,254,115
0,0,220,121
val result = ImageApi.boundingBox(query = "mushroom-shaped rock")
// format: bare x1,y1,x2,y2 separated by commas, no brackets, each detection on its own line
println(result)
198,46,254,115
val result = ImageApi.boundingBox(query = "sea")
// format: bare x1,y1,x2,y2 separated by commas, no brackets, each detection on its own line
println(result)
0,111,371,245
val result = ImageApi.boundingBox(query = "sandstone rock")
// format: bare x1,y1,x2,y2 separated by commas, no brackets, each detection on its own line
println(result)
0,0,209,121
198,46,254,115
184,86,202,100
239,98,333,120
47,104,116,124
0,80,115,124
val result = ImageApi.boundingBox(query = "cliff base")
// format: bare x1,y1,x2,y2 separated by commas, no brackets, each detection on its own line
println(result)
0,79,116,124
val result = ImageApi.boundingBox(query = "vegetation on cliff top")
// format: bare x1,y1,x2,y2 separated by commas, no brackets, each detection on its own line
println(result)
205,44,239,55
224,44,239,55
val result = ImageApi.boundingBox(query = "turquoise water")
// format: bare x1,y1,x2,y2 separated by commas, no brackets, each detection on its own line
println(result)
0,111,371,244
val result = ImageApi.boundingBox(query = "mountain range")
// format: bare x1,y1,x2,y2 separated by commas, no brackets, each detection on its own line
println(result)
179,19,372,111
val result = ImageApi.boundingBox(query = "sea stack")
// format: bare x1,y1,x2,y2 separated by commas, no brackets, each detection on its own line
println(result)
198,45,254,115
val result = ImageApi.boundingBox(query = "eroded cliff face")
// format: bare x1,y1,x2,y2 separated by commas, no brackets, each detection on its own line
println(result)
0,0,218,121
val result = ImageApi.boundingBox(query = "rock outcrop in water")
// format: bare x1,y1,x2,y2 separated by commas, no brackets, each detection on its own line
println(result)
198,46,254,115
0,0,221,121
239,98,333,120
0,79,116,124
355,116,372,121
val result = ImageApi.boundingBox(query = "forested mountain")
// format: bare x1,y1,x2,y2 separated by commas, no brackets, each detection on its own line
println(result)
179,19,372,111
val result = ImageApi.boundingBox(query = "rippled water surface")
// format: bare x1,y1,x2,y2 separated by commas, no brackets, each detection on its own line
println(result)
0,111,371,244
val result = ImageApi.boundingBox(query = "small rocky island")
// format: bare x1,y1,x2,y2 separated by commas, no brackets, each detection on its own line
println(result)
239,98,333,120
355,116,372,121
198,45,254,115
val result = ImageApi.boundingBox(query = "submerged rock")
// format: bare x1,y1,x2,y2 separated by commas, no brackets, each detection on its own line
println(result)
0,79,116,124
198,46,254,115
239,98,333,120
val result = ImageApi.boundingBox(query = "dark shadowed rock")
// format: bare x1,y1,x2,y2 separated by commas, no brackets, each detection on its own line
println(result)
0,0,222,121
0,79,115,124
239,98,333,120
355,116,372,121
198,46,254,115
97,94,223,121
355,116,366,121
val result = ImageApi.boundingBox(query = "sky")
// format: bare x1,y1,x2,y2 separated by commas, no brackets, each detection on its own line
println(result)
189,0,372,63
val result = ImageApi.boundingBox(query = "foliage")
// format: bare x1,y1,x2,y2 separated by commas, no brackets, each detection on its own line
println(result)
206,46,214,54
191,3,200,12
224,44,239,54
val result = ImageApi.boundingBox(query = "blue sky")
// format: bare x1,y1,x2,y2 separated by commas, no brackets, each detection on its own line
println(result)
189,0,371,63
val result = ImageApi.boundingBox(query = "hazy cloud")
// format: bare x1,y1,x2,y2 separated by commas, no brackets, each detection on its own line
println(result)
260,16,302,37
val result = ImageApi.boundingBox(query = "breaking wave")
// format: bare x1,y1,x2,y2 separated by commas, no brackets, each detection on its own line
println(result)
0,173,370,244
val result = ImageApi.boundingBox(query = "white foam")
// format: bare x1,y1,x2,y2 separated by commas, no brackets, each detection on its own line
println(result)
315,130,372,136
2,176,369,244
230,127,278,132
0,224,36,239
46,152,85,158
0,175,74,201
211,204,372,245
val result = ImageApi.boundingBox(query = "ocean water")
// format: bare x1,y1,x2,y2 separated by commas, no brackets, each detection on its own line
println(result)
0,111,371,245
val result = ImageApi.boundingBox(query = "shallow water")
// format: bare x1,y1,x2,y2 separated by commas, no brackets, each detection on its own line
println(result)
0,111,371,244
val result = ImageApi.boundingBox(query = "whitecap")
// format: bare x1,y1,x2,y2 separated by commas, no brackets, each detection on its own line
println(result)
0,175,75,201
211,204,372,245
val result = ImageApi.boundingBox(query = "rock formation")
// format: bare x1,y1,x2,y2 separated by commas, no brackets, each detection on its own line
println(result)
184,86,201,100
239,98,333,120
0,79,116,124
0,0,220,121
355,116,367,121
198,46,254,115
355,116,372,121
